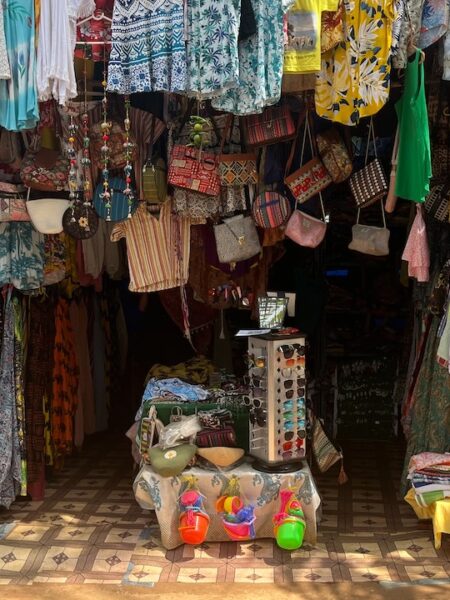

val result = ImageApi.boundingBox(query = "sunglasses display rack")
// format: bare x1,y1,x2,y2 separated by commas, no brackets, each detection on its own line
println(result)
247,334,307,472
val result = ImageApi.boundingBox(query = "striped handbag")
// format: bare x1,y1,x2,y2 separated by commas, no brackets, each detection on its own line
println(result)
243,105,296,148
252,191,291,229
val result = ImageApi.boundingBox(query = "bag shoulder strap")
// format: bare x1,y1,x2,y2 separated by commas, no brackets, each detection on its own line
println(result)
284,108,307,178
356,200,387,228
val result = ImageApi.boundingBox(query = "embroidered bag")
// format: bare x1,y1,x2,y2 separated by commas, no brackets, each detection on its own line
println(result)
310,410,348,484
348,202,390,256
219,153,258,186
316,128,352,183
285,193,327,248
0,183,30,222
63,194,99,240
20,147,69,192
349,118,388,208
252,191,291,229
285,111,332,204
243,105,296,148
168,145,221,197
214,214,261,264
424,183,450,222
91,121,137,171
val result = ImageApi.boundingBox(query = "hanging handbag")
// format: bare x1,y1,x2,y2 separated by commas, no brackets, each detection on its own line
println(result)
242,105,296,148
218,114,258,186
424,183,450,222
285,193,327,248
142,117,167,204
168,145,221,197
285,111,332,204
316,128,352,183
20,147,69,192
252,191,291,229
0,183,30,222
91,121,137,171
62,194,99,240
349,118,388,208
214,214,261,265
348,202,390,256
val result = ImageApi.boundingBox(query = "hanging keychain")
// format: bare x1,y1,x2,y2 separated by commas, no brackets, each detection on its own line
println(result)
100,47,112,221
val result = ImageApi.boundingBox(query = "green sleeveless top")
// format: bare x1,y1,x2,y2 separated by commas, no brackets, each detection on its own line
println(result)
395,50,432,203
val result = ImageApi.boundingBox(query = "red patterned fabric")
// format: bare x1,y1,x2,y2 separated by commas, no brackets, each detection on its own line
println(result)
168,146,221,197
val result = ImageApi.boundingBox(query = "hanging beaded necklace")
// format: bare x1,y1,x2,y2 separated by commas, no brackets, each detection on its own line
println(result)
100,50,112,221
123,95,135,218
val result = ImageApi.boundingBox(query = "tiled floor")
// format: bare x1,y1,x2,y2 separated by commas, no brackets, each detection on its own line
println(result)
0,437,449,586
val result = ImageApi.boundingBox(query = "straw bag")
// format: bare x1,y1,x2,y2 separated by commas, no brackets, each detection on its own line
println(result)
348,202,390,256
285,193,327,248
349,118,388,208
214,214,261,265
285,111,332,204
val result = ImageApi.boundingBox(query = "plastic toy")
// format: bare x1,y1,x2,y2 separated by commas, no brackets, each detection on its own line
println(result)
216,477,256,541
178,485,210,545
273,489,306,550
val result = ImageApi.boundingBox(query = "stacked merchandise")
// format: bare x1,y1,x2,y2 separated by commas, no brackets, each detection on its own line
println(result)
408,453,450,507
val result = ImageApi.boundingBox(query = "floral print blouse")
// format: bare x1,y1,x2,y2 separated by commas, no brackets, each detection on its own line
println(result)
212,0,295,115
186,0,241,98
315,0,394,125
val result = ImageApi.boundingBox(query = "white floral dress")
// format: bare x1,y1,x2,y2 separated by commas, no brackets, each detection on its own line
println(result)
186,0,241,98
315,0,394,125
212,0,295,115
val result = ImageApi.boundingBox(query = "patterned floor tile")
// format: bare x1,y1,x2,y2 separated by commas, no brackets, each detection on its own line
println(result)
104,527,141,545
342,542,384,560
404,565,450,581
353,515,388,529
232,567,275,583
232,540,276,560
4,525,49,542
53,526,96,542
290,567,334,582
91,549,133,574
95,503,129,515
290,542,330,560
124,564,162,584
347,566,392,582
394,539,438,560
0,546,33,572
38,546,83,572
177,567,219,583
52,502,88,513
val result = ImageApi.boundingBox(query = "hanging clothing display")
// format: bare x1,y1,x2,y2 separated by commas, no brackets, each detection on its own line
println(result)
418,0,448,49
315,0,394,125
283,0,339,74
0,291,21,508
393,0,426,69
107,0,186,94
111,202,191,293
395,50,432,204
0,0,39,130
212,0,294,114
186,0,241,99
0,223,45,291
0,0,11,80
402,207,430,283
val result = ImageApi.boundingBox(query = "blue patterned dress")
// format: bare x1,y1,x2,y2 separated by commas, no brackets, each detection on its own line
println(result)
0,223,45,291
107,0,186,94
186,0,241,98
212,0,295,115
0,0,39,131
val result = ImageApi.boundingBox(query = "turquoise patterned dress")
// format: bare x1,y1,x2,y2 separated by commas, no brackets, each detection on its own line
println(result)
0,0,39,131
107,0,186,94
186,0,241,98
212,0,295,115
0,223,45,291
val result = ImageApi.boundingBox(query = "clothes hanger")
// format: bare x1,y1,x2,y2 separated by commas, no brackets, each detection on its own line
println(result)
77,9,112,26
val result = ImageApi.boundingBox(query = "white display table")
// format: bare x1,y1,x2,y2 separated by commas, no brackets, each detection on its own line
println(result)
134,459,321,549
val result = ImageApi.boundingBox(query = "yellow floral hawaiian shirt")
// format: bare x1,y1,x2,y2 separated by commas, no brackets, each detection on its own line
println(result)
315,0,394,125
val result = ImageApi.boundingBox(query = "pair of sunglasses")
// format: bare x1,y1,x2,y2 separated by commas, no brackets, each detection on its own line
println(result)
243,396,263,409
280,368,306,382
285,419,306,430
246,353,266,369
283,409,306,421
282,379,305,390
282,439,305,451
283,430,306,442
277,344,305,359
283,398,305,410
282,447,306,460
250,407,267,427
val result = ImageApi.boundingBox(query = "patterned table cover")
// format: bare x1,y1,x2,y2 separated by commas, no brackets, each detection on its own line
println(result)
133,459,321,549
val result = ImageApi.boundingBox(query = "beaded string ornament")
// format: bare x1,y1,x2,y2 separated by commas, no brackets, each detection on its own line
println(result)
100,51,112,221
123,95,135,218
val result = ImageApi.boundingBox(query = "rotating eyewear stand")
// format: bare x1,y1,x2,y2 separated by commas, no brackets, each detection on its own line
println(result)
247,334,307,473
